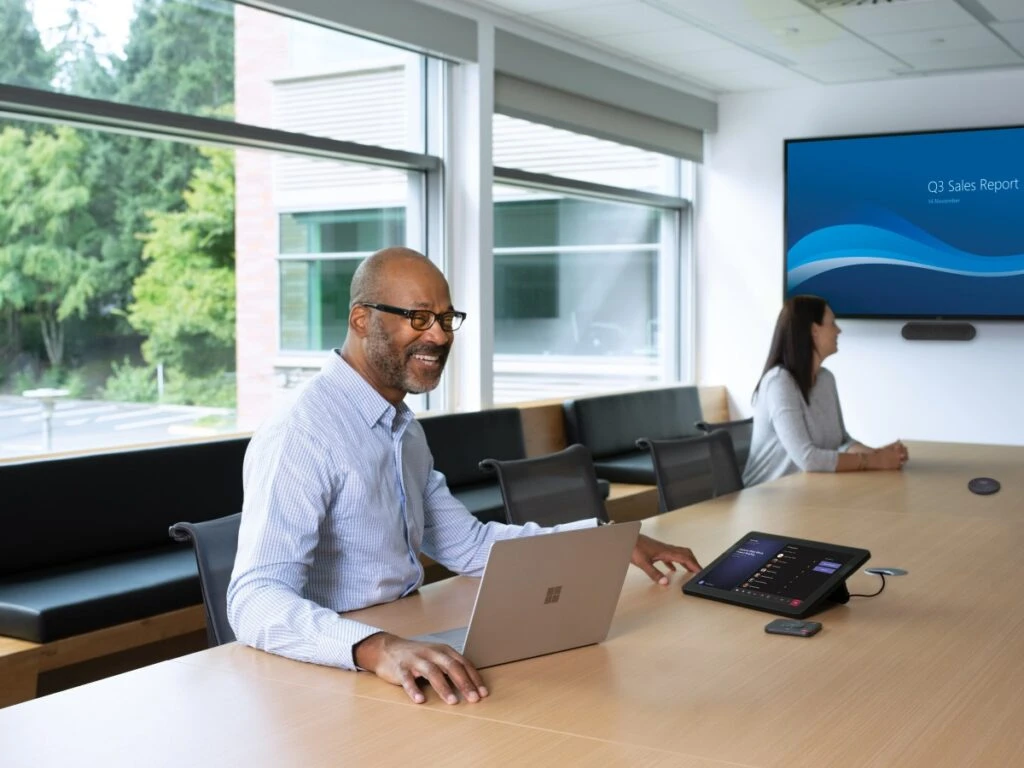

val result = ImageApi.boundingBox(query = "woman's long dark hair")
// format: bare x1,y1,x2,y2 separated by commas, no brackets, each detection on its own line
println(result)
753,295,828,404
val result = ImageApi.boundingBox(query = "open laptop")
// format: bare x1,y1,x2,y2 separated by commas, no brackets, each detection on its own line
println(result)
415,521,641,668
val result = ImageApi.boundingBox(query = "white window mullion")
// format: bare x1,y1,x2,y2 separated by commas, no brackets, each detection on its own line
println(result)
445,22,495,412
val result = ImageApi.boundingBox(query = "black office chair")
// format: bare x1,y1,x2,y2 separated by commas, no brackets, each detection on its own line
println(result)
169,513,241,647
636,431,743,514
695,417,754,472
480,444,609,527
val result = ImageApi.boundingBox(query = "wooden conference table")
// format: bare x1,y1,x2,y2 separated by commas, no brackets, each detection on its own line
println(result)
2,441,1022,768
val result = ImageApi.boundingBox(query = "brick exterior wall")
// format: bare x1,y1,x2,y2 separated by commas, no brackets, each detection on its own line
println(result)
234,6,288,430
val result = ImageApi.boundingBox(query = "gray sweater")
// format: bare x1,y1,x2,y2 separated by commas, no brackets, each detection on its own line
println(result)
742,366,855,488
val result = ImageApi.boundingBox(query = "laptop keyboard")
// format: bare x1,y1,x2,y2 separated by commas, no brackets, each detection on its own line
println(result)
412,626,467,653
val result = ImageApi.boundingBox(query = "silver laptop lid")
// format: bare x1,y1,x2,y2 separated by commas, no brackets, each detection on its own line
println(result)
462,520,641,668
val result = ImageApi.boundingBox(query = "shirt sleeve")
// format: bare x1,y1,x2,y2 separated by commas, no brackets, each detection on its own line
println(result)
419,468,598,576
226,425,384,671
764,371,841,473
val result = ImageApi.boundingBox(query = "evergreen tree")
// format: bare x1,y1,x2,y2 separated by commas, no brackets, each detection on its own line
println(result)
0,0,55,365
0,126,100,367
128,146,235,378
0,0,56,89
91,0,235,313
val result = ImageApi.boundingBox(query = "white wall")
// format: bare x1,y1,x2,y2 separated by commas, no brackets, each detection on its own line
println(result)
697,69,1024,447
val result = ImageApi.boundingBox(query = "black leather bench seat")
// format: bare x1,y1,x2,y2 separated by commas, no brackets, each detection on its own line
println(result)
564,387,704,484
0,546,201,643
0,437,248,644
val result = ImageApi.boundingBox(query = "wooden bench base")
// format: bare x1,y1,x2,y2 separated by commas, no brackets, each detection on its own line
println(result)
0,605,206,709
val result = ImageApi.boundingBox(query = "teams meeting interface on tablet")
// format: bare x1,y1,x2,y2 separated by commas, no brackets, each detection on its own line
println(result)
695,537,852,609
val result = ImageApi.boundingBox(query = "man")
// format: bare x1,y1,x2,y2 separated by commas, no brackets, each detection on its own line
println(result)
228,247,701,706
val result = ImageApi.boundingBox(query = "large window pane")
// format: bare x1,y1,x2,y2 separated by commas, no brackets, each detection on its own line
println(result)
0,116,424,458
278,206,408,352
494,114,681,194
26,0,425,152
493,185,674,403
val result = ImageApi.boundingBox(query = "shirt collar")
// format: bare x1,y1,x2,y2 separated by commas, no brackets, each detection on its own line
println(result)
323,350,413,431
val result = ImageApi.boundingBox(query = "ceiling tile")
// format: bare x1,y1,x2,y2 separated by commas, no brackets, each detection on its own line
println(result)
715,13,853,48
703,66,816,92
992,20,1024,54
899,45,1024,70
824,0,976,35
598,25,733,57
871,24,1007,55
655,45,784,72
647,0,815,25
759,37,893,64
975,0,1024,22
532,3,687,39
792,56,911,83
477,0,601,14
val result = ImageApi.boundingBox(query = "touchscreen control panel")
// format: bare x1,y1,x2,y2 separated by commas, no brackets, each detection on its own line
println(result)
695,536,853,608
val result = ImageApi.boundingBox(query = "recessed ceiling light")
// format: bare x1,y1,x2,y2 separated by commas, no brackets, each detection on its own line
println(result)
930,37,946,44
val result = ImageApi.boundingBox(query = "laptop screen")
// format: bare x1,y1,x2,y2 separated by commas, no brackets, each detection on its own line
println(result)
683,531,870,618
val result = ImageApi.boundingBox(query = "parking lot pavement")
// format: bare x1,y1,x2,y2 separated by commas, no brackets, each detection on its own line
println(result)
0,395,235,459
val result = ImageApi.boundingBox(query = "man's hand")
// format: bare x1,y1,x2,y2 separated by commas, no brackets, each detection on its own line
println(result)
353,632,488,705
631,534,701,586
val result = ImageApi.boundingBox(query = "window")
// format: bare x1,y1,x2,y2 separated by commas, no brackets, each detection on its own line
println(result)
279,206,407,351
493,114,682,195
27,0,427,152
0,1,442,459
492,117,692,403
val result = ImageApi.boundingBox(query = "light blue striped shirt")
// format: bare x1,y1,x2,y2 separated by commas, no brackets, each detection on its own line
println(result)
227,351,596,670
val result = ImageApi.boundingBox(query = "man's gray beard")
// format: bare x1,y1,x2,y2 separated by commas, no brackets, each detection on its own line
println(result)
365,315,448,394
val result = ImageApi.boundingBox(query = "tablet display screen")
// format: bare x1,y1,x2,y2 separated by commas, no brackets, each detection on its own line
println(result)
683,532,871,617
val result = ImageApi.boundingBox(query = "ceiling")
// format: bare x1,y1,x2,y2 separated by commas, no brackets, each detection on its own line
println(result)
462,0,1024,93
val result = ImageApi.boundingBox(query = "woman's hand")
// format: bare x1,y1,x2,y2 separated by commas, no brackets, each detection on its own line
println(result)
868,442,906,470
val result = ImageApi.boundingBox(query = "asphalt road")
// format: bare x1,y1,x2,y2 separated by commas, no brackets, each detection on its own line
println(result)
0,395,235,459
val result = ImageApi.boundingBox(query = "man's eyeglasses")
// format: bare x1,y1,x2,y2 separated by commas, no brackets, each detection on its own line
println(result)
361,303,467,332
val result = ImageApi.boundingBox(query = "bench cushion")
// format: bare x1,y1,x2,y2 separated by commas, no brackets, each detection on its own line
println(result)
1,437,248,577
0,546,200,643
563,387,703,460
419,409,527,487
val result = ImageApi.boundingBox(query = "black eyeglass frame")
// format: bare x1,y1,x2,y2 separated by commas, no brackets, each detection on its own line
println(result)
360,302,467,332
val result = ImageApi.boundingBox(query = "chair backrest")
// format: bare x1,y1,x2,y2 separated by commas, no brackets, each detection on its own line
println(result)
695,417,754,472
479,444,609,527
636,431,743,514
169,513,241,647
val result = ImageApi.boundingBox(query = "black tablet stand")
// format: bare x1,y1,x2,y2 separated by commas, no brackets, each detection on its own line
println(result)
826,581,850,606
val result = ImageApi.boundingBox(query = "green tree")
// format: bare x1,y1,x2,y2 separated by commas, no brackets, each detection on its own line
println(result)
0,126,100,366
127,147,235,378
0,0,56,89
85,0,235,315
0,0,57,363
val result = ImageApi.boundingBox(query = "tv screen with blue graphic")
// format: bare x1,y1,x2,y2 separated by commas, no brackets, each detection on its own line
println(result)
785,126,1024,318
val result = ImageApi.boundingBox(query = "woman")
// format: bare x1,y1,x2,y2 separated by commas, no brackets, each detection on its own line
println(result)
742,295,907,487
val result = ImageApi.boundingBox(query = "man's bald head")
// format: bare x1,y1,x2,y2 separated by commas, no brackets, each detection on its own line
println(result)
349,247,444,309
342,246,457,404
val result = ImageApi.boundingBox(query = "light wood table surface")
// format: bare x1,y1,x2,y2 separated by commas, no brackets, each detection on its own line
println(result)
2,441,1021,767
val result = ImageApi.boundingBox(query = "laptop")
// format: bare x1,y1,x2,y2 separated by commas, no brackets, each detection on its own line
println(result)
415,521,641,668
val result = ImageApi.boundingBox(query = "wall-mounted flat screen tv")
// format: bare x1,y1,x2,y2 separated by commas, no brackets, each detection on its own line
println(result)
785,126,1024,319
